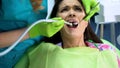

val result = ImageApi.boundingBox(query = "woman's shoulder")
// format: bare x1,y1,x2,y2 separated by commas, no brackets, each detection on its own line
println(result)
85,40,115,51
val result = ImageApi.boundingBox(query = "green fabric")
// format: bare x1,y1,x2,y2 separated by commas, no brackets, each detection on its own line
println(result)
82,0,100,21
29,17,64,38
14,42,119,68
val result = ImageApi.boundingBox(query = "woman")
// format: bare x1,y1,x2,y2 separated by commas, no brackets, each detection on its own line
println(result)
14,0,120,68
45,0,102,46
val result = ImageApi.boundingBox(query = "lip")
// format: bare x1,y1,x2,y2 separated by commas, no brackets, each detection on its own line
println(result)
66,19,77,23
66,19,78,28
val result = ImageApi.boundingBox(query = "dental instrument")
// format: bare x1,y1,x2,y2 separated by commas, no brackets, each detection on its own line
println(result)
65,2,100,27
0,1,100,57
0,19,67,56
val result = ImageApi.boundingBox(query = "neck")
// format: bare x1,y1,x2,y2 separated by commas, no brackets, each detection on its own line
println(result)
62,35,86,48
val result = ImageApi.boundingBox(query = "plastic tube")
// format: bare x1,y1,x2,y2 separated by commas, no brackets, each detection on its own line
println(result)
0,19,57,56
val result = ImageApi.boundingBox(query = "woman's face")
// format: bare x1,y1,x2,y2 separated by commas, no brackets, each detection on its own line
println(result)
57,0,88,38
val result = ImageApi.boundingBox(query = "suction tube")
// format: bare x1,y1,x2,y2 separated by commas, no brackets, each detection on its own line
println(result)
0,19,58,56
0,19,72,56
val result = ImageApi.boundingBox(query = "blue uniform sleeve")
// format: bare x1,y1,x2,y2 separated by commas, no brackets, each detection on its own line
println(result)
0,36,43,68
0,0,47,24
0,0,47,68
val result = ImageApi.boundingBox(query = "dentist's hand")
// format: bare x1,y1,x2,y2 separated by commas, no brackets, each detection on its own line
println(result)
29,17,64,38
82,0,100,21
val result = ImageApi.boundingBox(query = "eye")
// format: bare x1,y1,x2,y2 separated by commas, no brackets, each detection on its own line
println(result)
60,6,69,13
74,6,82,12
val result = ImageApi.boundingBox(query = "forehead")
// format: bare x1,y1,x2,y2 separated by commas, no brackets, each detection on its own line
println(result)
59,0,82,7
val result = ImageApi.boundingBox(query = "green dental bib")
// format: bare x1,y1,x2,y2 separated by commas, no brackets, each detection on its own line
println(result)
14,42,119,68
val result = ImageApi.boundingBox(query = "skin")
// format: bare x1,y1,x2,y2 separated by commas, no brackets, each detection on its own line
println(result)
0,1,41,48
31,0,43,11
0,28,29,48
0,0,89,48
57,0,88,48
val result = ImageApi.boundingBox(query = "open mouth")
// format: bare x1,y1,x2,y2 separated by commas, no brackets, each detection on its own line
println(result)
65,20,78,28
67,22,78,28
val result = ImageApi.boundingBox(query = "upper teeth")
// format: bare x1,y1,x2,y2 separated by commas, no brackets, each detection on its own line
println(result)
65,22,78,27
65,22,72,26
71,23,78,27
72,23,78,25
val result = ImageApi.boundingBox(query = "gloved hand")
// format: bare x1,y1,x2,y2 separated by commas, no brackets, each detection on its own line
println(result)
29,17,64,38
82,0,100,21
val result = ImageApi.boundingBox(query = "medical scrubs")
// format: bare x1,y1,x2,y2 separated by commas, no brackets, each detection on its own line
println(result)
0,0,47,68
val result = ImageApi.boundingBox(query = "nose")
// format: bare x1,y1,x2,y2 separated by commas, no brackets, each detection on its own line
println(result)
68,10,76,17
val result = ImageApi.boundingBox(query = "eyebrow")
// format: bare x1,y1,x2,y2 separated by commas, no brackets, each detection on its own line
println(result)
59,6,69,12
61,5,81,9
74,5,82,8
62,6,69,9
60,4,83,12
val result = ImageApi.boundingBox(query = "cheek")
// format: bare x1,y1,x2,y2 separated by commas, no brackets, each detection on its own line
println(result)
57,13,67,19
82,21,88,26
79,21,88,31
60,27,67,37
78,13,86,20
